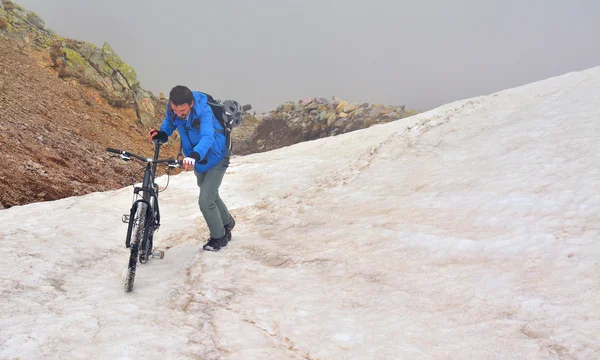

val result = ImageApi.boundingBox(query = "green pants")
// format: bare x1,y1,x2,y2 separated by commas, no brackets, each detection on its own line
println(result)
194,157,233,239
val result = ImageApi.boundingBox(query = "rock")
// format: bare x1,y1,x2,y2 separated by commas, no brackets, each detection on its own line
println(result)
393,106,406,117
77,42,97,59
81,64,103,87
101,76,114,91
318,111,328,122
369,107,382,118
306,102,319,111
310,124,320,138
0,201,4,210
10,8,27,25
351,107,365,118
25,160,42,169
259,113,274,121
88,51,112,76
2,1,15,11
62,47,86,69
327,113,337,127
134,91,156,126
339,112,349,118
343,103,358,113
26,11,43,29
336,101,348,113
311,124,328,139
344,119,364,133
101,42,138,87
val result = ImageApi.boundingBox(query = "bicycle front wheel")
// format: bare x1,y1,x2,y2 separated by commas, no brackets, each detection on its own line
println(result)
125,202,148,292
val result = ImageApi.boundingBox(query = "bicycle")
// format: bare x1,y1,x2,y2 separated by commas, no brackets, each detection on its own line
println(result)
106,140,181,292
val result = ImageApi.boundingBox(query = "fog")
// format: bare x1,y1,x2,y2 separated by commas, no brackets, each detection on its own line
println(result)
16,0,600,112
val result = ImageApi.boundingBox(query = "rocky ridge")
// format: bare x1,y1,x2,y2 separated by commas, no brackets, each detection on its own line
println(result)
236,97,419,155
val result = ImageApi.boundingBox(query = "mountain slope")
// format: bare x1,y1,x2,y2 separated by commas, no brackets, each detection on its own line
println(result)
0,36,182,208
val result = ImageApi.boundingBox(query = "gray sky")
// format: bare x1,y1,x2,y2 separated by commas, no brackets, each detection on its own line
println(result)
16,0,600,113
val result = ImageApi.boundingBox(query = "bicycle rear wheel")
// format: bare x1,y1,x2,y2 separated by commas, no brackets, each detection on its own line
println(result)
125,202,148,292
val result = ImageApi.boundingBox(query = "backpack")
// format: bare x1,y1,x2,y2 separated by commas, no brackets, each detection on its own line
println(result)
199,92,246,157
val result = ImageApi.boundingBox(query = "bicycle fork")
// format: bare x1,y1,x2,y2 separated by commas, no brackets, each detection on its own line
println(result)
124,199,164,259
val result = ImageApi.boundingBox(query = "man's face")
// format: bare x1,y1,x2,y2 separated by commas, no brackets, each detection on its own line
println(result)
171,101,194,119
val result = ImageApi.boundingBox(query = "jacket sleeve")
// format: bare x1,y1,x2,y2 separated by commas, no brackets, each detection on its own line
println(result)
192,105,215,160
159,103,176,136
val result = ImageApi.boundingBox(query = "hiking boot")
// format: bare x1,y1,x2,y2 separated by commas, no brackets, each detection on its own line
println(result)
202,234,229,252
224,218,236,241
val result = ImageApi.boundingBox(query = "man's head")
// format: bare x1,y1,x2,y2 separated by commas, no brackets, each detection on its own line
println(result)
169,85,194,119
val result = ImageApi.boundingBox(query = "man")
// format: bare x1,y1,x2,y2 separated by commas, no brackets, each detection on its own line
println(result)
149,85,235,252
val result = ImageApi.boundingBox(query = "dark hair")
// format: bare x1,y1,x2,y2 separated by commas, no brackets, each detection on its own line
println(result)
169,85,194,106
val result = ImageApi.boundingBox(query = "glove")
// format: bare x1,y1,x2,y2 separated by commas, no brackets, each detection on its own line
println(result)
148,129,168,143
182,157,196,171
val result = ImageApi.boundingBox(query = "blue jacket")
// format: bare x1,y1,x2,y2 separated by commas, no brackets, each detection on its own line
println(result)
160,91,227,172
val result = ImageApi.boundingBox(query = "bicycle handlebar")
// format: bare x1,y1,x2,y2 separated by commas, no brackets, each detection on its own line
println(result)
106,148,181,167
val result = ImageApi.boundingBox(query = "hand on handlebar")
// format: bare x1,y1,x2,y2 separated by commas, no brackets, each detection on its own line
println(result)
182,157,195,171
148,129,168,144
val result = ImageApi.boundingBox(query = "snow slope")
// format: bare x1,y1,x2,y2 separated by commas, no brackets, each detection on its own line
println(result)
1,67,599,359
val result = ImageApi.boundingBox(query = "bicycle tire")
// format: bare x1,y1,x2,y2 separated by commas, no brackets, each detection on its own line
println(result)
139,193,156,264
139,212,154,264
125,202,147,292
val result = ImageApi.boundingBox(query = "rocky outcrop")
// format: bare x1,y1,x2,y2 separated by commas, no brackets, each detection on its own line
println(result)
50,40,164,126
236,97,420,155
0,0,164,127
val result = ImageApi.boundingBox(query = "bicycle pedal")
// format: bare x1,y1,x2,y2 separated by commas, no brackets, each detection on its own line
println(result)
122,214,130,223
151,250,165,259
